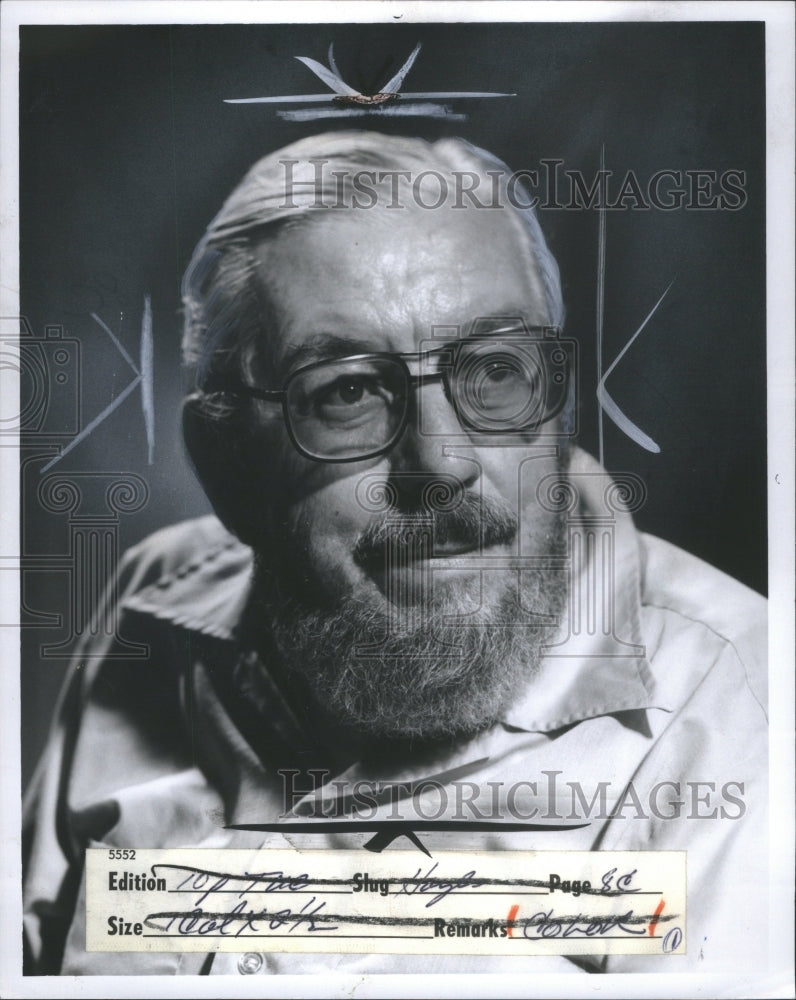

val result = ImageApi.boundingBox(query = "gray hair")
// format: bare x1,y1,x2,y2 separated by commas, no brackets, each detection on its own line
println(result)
182,131,565,416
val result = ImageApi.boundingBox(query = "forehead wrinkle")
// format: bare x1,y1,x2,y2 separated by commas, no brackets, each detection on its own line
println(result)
250,205,549,373
250,238,394,375
277,333,382,374
366,222,490,332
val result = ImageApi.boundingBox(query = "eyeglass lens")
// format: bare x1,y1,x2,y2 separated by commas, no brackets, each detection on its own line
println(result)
286,356,409,460
451,340,545,431
285,340,556,460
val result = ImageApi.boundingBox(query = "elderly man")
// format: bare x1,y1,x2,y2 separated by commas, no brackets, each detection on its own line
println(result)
23,132,767,977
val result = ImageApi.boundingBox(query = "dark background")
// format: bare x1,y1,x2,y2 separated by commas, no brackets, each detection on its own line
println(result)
18,21,767,789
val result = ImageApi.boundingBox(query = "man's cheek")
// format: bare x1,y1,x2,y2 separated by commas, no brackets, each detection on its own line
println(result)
270,444,385,511
476,447,558,519
287,494,365,583
263,440,319,502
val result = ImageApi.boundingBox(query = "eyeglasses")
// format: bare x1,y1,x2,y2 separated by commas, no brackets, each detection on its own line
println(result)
210,327,571,463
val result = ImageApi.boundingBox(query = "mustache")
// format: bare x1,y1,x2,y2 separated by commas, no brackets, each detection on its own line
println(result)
352,490,518,568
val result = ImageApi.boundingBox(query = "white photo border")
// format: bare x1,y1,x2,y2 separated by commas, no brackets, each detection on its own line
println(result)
1,3,793,998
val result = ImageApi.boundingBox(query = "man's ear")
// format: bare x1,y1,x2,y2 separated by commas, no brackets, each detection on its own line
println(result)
181,396,261,546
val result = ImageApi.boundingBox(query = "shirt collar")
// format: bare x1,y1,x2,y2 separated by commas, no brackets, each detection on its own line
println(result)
122,531,252,641
502,449,668,731
123,448,670,734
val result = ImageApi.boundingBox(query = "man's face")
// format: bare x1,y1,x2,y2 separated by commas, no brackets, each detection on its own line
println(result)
243,202,568,741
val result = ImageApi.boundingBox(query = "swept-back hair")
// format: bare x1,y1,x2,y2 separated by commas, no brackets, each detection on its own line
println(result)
181,131,565,420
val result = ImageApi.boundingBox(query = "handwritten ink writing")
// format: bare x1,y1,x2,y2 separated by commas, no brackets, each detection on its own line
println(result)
395,862,481,907
521,907,647,939
153,864,309,907
146,897,336,936
600,867,639,894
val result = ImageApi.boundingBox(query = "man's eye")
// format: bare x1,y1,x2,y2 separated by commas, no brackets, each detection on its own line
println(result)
307,376,403,423
318,376,378,407
483,363,518,384
477,359,536,394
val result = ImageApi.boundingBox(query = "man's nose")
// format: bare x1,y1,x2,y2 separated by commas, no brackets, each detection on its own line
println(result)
387,382,479,505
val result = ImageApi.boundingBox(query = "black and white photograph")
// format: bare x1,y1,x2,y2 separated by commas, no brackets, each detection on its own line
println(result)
1,2,793,997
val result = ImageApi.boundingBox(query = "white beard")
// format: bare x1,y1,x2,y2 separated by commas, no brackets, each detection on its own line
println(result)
259,513,567,742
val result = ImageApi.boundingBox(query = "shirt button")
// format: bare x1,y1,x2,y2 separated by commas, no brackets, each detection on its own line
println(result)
238,952,263,975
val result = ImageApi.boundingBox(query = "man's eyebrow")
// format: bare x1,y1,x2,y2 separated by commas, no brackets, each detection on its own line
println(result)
466,313,547,334
278,334,381,373
427,317,545,351
276,316,550,373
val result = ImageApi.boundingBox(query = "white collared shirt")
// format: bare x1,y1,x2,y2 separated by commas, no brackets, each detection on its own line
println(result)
23,450,767,976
